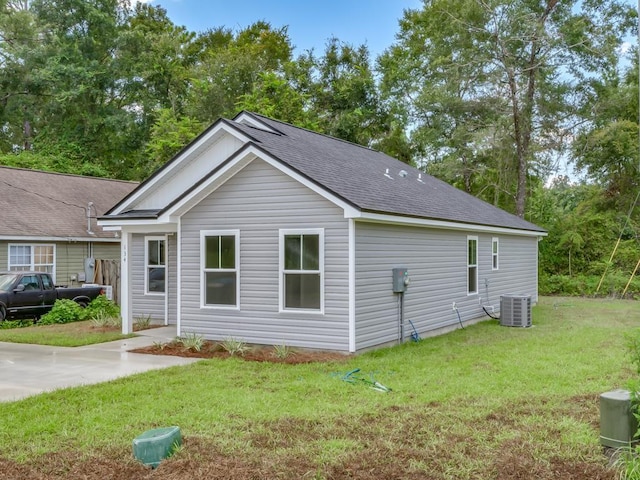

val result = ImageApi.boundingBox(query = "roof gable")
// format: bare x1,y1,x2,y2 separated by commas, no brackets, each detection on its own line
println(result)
100,111,545,235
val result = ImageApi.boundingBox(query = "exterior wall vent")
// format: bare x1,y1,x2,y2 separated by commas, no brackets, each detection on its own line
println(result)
500,295,532,327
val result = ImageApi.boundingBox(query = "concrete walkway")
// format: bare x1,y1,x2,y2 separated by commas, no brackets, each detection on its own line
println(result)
0,326,199,402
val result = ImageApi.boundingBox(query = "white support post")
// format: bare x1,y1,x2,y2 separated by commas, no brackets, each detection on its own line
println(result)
121,230,133,334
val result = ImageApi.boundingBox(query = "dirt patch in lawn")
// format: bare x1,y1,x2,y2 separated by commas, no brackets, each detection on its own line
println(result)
130,339,351,365
0,400,616,480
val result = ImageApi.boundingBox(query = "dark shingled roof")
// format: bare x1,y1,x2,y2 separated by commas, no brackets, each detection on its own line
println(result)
229,112,544,233
0,167,138,239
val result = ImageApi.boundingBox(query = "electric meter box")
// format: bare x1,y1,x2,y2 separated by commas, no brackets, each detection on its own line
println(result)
599,389,638,448
392,268,409,293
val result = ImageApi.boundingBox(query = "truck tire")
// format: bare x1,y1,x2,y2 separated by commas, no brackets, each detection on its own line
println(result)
75,299,88,309
0,305,6,322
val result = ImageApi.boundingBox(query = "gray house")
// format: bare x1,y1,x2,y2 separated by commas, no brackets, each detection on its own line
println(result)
99,112,546,352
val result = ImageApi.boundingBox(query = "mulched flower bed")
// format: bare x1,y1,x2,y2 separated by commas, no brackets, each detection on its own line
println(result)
130,340,351,364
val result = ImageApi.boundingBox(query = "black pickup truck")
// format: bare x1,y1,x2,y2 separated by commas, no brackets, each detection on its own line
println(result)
0,272,105,321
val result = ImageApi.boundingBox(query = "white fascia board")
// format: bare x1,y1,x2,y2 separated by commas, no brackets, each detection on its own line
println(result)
98,220,178,234
110,122,253,215
352,212,547,237
161,144,360,221
0,235,121,243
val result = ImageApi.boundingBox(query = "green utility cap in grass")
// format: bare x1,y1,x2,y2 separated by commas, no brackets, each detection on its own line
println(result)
133,426,182,468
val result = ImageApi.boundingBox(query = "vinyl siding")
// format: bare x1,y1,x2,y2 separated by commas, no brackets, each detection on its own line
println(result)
167,234,177,324
180,158,350,351
92,243,121,260
131,234,166,323
354,222,539,350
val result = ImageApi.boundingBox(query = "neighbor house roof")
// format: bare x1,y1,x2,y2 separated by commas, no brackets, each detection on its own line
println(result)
103,112,545,234
0,167,138,240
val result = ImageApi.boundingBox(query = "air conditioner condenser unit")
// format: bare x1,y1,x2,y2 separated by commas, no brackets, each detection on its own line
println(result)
500,295,532,327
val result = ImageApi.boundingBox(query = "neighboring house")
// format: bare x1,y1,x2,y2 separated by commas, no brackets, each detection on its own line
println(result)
0,167,138,300
98,112,546,352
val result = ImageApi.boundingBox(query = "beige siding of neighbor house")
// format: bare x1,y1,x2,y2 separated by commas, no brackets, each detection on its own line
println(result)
354,222,539,351
131,234,166,323
0,240,118,286
180,158,350,351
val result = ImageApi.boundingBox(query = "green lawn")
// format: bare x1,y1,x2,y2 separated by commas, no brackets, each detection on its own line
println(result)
0,320,135,346
0,296,637,479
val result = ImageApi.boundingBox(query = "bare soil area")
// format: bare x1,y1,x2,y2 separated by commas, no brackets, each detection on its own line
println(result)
131,339,351,364
0,398,615,480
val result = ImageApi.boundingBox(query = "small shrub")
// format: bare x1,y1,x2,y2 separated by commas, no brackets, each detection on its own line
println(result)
0,319,33,330
82,295,121,321
39,299,84,325
153,340,167,351
272,343,294,360
134,314,152,330
220,337,250,357
90,312,121,329
179,332,204,352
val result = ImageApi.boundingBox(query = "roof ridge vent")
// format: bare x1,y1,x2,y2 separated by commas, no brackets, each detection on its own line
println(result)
384,168,393,179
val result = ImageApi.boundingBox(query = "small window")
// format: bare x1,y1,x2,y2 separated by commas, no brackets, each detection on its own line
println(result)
492,237,499,270
467,236,478,295
201,231,239,308
145,237,165,294
280,229,323,311
8,244,55,276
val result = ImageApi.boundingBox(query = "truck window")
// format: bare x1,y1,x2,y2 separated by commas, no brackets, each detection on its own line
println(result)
41,275,54,290
19,275,40,291
0,274,18,291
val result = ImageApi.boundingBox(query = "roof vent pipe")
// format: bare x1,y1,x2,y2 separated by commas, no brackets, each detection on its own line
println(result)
87,202,97,236
384,168,393,179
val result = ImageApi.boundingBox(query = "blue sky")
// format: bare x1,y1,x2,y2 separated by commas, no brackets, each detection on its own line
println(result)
143,0,423,58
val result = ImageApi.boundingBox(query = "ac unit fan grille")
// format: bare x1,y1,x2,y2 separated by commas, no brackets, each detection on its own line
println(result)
500,295,532,327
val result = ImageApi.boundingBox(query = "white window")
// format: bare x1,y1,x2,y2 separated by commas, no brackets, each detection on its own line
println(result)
201,230,239,308
8,244,55,277
145,237,165,294
467,236,478,295
492,237,499,270
280,229,324,312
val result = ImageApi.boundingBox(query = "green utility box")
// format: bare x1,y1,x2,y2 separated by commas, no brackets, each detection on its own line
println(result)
600,390,638,448
133,426,182,468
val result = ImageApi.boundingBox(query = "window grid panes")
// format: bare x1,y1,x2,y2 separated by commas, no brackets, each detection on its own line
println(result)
283,234,321,310
146,239,166,294
492,238,499,270
9,245,54,273
467,237,478,295
203,234,237,307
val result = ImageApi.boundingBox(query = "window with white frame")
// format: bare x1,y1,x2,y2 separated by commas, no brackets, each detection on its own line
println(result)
492,237,499,270
8,244,55,275
467,236,478,295
145,237,165,294
201,231,239,307
281,229,323,311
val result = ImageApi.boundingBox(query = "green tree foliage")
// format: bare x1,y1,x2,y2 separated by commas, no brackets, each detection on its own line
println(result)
379,0,635,216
